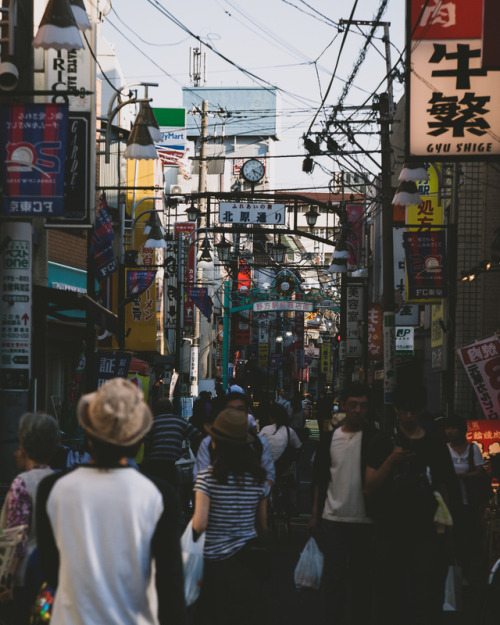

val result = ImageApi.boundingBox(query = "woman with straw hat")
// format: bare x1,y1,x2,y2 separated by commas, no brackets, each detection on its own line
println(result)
36,377,186,625
192,407,269,625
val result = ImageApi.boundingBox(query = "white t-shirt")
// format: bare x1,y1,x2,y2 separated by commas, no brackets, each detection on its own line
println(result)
322,428,371,524
448,442,484,504
259,425,302,462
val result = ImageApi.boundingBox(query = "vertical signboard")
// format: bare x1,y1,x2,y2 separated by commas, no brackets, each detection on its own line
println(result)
458,336,500,419
407,0,500,159
346,282,364,358
0,104,69,217
320,344,331,375
368,304,383,359
403,230,447,302
174,222,195,327
431,303,445,371
258,317,269,370
394,229,419,325
0,223,31,390
124,243,158,351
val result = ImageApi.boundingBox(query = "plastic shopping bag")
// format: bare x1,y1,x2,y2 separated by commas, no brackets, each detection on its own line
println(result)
443,564,462,612
180,520,205,606
294,537,324,590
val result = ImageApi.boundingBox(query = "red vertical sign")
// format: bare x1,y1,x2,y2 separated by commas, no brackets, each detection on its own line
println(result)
174,222,196,327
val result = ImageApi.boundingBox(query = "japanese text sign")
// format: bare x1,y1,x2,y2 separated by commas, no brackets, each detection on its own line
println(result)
0,222,31,390
458,336,500,419
368,304,383,359
1,103,69,216
346,283,364,359
466,420,500,456
403,230,447,301
174,222,196,327
252,300,313,313
407,0,500,158
219,202,285,225
94,351,132,389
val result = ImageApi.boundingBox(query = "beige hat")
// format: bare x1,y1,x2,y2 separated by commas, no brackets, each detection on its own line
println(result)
204,408,254,445
77,378,153,446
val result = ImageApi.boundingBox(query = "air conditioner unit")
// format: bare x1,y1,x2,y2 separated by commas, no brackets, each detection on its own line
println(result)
170,184,182,194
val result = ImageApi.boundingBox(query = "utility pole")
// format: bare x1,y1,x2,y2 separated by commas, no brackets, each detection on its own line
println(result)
379,92,396,430
190,100,208,398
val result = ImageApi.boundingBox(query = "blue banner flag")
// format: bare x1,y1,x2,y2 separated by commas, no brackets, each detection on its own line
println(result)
88,194,117,282
186,286,213,320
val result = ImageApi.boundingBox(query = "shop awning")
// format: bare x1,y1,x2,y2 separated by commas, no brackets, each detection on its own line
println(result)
34,285,118,334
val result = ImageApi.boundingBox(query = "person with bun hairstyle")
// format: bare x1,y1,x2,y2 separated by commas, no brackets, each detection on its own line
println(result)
36,378,186,625
192,408,269,625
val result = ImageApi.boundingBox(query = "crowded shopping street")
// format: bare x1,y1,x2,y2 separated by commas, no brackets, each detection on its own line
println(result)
2,0,500,624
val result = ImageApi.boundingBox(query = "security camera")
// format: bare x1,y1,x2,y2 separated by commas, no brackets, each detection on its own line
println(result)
0,60,19,91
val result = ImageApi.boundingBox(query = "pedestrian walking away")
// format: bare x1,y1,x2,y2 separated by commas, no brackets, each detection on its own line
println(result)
194,391,275,488
36,377,186,625
309,381,378,625
142,397,203,489
192,408,270,625
365,384,461,625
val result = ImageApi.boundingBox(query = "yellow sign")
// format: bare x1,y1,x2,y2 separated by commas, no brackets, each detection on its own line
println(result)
320,344,331,374
258,343,269,369
431,304,444,349
407,195,443,230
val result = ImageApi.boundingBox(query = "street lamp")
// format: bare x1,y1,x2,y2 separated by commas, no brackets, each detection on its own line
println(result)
186,202,202,223
305,206,320,229
104,82,160,164
268,237,288,264
215,238,232,263
33,0,84,50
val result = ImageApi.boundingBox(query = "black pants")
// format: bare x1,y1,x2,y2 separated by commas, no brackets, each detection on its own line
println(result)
372,524,448,625
141,459,179,489
195,540,269,625
318,519,374,625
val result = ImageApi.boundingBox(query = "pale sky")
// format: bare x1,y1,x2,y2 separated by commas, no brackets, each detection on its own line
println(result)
100,0,407,191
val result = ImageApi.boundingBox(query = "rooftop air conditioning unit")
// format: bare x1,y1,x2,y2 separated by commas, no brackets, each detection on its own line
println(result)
170,184,182,194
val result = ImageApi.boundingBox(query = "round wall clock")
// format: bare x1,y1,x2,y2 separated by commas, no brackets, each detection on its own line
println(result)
241,159,265,183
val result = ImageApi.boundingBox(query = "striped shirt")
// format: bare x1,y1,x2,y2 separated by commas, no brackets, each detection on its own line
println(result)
144,414,200,463
194,467,269,560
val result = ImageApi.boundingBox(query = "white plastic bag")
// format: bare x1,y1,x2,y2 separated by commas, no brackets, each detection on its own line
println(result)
294,536,324,590
180,520,205,606
443,564,462,612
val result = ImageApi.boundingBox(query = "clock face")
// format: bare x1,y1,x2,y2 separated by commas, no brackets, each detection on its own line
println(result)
241,159,265,183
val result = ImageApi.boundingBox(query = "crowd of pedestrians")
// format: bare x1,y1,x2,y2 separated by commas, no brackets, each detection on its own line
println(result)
0,377,493,625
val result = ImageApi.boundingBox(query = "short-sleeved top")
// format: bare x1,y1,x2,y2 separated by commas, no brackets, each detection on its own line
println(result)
193,435,276,484
194,467,269,561
448,442,484,504
366,429,459,529
144,413,200,463
259,425,302,462
322,428,371,524
37,466,186,625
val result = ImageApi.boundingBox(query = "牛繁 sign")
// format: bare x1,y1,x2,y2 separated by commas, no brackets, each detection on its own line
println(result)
407,0,500,159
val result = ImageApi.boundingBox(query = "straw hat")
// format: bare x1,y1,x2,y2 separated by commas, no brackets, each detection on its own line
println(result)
77,378,152,446
205,408,254,445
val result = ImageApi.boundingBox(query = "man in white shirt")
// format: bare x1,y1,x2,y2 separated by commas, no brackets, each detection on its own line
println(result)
309,382,377,625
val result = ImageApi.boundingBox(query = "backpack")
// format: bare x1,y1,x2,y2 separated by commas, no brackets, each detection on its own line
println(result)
275,427,298,476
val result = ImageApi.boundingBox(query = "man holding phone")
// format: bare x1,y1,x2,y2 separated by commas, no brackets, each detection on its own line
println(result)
364,385,460,625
